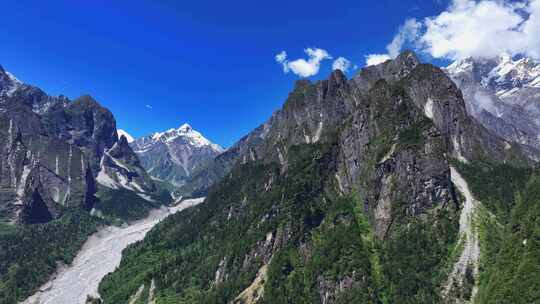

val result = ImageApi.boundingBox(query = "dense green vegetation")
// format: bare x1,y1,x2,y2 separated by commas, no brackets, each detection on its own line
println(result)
0,210,102,303
95,187,165,223
397,117,432,150
263,197,379,304
379,208,458,304
454,161,532,223
99,142,460,304
99,143,338,303
94,183,172,223
455,161,540,303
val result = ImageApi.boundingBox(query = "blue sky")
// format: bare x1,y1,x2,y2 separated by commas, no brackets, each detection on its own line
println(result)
0,0,446,147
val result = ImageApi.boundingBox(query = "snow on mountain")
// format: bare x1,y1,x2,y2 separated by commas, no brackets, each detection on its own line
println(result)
446,54,540,101
131,123,223,186
445,54,540,149
147,123,223,152
117,129,135,143
0,66,22,97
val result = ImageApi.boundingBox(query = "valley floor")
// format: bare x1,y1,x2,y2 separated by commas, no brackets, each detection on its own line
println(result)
21,198,205,304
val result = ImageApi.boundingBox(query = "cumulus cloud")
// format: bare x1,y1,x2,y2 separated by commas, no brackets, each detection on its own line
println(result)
275,51,287,64
387,18,422,58
275,48,332,77
420,0,532,60
363,18,420,66
332,57,352,72
379,0,540,61
364,54,391,66
145,104,153,109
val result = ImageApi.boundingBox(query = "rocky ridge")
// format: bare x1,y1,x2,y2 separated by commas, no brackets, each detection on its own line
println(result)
0,65,157,225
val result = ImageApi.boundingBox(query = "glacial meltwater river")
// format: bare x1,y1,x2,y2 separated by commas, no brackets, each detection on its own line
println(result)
22,197,205,304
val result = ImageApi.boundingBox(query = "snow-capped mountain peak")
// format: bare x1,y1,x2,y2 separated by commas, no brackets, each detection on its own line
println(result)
117,129,135,143
147,123,223,151
445,57,475,75
178,123,192,132
131,123,224,186
447,55,540,95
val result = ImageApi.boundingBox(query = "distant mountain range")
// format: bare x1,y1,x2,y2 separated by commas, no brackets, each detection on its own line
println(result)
126,124,223,189
445,54,540,151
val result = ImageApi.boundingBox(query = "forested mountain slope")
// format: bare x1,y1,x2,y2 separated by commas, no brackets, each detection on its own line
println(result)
99,52,538,304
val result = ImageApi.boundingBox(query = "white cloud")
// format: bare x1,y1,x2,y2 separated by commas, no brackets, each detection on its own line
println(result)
381,0,540,61
332,57,352,72
370,0,540,62
363,18,420,66
420,0,530,60
365,54,391,66
275,51,287,64
275,48,332,77
145,104,153,109
387,18,421,58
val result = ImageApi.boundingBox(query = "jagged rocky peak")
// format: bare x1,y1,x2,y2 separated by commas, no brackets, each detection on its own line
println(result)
353,50,420,90
183,50,535,197
0,67,157,224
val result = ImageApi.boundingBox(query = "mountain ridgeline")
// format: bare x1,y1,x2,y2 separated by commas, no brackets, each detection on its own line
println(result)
99,51,539,304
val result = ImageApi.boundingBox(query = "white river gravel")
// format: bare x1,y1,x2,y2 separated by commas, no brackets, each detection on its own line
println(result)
22,197,205,304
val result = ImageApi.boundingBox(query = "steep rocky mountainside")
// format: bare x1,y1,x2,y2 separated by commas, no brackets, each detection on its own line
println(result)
99,52,537,304
184,52,536,197
131,123,223,188
0,65,158,225
445,55,540,151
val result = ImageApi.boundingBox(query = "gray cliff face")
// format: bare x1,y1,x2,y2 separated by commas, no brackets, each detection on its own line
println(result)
131,123,223,188
186,51,533,200
97,135,156,194
444,55,540,150
0,66,155,224
191,51,534,241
